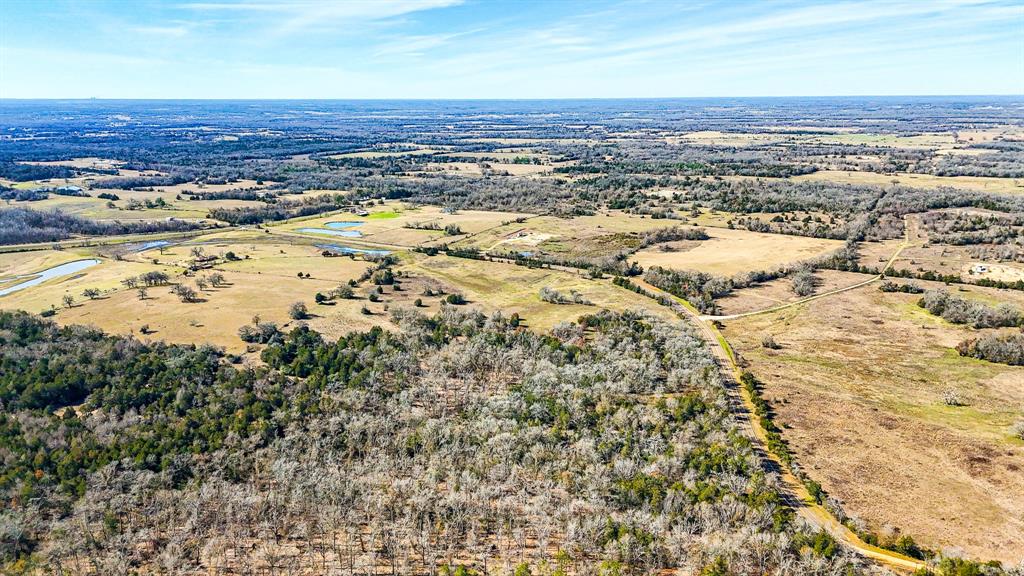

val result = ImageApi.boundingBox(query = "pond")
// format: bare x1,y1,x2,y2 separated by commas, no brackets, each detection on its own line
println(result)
297,221,365,238
133,240,172,252
317,244,391,256
0,259,102,297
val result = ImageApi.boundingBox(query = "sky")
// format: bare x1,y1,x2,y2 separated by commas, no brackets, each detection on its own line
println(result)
0,0,1022,99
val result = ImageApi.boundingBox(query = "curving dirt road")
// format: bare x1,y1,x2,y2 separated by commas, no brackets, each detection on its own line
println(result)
633,277,926,572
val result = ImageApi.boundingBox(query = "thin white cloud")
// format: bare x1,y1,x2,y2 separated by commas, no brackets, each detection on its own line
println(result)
180,0,463,36
129,25,191,38
373,28,483,58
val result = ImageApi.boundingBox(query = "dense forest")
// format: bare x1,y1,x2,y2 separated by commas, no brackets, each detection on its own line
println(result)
0,308,871,575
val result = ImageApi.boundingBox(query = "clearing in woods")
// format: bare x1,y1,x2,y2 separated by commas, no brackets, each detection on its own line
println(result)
632,227,844,276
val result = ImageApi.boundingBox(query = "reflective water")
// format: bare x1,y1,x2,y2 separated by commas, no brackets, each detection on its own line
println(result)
0,259,102,297
316,244,391,256
298,221,365,237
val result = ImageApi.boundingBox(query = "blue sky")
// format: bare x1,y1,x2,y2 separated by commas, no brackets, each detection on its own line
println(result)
1,0,1022,98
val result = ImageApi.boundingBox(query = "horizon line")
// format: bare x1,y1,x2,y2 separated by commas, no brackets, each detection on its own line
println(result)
2,94,1023,102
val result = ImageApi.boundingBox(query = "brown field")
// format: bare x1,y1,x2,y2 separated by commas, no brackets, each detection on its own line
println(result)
19,157,124,169
807,132,957,149
402,252,677,332
455,211,695,263
0,251,180,316
715,269,873,316
721,282,1024,562
884,239,1024,283
58,243,381,353
632,227,843,276
793,170,1024,195
417,161,560,176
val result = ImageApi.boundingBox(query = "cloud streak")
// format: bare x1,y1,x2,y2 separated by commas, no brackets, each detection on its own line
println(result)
1,0,1020,98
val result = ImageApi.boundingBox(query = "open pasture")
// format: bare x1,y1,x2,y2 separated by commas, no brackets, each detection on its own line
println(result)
632,227,843,276
19,157,124,170
714,269,872,316
402,252,677,331
721,283,1024,562
457,211,683,259
417,161,559,177
792,169,1024,195
279,202,531,247
0,248,179,315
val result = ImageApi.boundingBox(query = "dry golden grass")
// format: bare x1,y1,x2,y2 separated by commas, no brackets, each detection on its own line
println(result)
0,251,179,316
807,133,956,148
722,283,1024,562
402,253,677,332
632,227,843,276
19,157,123,169
458,211,679,259
279,202,530,247
417,161,559,177
793,170,1024,195
715,270,871,316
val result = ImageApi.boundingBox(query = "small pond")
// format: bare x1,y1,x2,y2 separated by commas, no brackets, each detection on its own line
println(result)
0,259,102,297
317,244,391,256
298,221,365,238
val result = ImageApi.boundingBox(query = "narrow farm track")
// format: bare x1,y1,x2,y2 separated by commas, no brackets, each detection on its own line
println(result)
633,277,927,573
703,218,914,322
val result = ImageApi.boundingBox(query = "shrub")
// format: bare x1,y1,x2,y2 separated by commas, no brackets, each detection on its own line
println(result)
791,266,816,297
238,322,281,344
289,301,309,320
1011,419,1024,440
879,280,924,294
942,389,966,407
919,289,1023,328
956,333,1024,365
539,286,592,305
172,285,199,303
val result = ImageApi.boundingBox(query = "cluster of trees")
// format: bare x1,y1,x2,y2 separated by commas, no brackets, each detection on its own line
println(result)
238,320,282,344
920,211,1024,246
956,333,1024,366
790,266,817,297
0,208,201,245
185,187,275,202
637,225,709,247
0,187,49,202
0,161,78,181
537,286,592,305
879,280,924,294
121,271,170,289
207,194,350,225
644,266,732,313
918,290,1023,328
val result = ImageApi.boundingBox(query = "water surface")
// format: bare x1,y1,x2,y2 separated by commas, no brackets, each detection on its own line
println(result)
0,259,102,297
316,244,391,256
